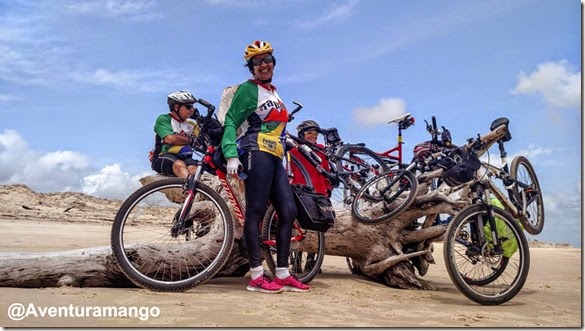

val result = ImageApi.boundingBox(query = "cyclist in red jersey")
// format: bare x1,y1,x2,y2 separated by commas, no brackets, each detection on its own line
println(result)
290,120,333,197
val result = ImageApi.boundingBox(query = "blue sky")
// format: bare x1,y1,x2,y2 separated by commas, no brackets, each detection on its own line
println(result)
0,0,581,247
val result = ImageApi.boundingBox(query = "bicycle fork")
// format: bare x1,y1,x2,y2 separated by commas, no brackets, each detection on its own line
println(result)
469,183,504,256
171,162,205,238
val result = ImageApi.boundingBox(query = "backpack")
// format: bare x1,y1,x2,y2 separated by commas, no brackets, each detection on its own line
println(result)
218,84,243,137
484,197,523,258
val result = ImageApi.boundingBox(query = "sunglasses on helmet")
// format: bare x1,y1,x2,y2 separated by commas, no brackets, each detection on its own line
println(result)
250,54,274,66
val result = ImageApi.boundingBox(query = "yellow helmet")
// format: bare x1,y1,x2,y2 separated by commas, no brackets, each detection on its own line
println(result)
244,40,273,61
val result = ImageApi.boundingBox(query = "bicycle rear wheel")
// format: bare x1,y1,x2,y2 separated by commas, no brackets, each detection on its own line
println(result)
261,206,325,283
111,177,234,292
509,156,544,235
351,169,418,224
443,204,530,305
334,144,390,200
260,154,325,283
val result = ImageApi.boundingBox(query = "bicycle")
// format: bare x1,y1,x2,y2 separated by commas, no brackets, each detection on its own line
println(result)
110,99,325,292
443,128,533,305
442,117,544,235
285,126,392,207
351,115,456,224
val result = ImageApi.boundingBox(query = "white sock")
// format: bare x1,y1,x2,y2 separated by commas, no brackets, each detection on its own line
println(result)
275,267,290,279
250,266,264,280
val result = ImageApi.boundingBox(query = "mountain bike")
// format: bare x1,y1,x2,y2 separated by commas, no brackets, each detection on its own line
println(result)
110,100,324,292
443,131,531,305
286,127,391,207
442,117,544,236
351,115,456,224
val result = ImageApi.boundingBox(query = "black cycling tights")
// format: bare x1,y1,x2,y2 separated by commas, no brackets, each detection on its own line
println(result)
240,150,297,269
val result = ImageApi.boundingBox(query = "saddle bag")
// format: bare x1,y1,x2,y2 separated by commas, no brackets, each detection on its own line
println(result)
292,185,335,232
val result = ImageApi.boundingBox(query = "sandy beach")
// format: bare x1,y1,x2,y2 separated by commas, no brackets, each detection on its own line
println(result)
0,185,582,328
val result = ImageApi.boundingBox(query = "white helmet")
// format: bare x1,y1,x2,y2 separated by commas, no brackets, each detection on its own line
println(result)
167,90,196,106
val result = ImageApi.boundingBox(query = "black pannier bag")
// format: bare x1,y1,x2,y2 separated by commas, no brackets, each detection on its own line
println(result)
292,185,335,232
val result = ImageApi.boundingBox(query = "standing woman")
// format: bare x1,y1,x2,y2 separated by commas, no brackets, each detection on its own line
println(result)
221,40,311,294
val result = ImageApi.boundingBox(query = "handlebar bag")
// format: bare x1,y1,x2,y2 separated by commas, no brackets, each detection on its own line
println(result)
292,184,335,232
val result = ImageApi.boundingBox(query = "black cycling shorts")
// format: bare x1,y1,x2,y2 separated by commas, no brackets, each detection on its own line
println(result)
151,153,197,176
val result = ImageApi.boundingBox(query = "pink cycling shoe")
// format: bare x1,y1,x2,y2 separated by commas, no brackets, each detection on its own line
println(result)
246,273,284,294
273,275,311,292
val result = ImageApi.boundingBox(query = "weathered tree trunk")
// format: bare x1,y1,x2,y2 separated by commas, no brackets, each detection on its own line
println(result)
0,177,467,290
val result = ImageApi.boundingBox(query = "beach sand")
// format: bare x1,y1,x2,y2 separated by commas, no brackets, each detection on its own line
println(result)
0,218,581,328
0,185,581,328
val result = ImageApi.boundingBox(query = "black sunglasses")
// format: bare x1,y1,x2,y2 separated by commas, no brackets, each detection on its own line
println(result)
183,104,194,110
250,54,274,66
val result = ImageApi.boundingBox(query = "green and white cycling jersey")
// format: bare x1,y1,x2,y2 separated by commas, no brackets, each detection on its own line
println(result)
221,79,289,159
153,113,200,155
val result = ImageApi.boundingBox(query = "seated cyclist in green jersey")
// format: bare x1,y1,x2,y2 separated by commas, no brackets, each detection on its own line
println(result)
150,90,201,178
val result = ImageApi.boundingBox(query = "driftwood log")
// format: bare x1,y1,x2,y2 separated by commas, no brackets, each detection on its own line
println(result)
0,172,465,290
0,125,507,290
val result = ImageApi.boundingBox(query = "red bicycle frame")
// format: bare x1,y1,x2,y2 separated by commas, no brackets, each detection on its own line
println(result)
376,113,414,166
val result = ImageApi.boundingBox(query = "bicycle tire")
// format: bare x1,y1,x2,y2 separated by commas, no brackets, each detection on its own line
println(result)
509,155,544,235
334,144,390,200
260,154,325,283
111,177,234,292
345,257,363,275
443,204,530,305
261,206,325,283
351,169,418,224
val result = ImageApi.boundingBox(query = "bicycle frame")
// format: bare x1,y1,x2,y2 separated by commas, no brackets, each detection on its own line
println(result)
377,113,413,166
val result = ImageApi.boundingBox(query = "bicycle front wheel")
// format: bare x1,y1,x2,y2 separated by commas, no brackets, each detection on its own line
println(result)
111,177,234,292
443,204,530,305
509,156,544,235
351,169,418,224
334,144,390,199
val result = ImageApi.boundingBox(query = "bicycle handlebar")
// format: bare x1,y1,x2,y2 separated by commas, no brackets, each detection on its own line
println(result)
197,98,216,123
288,101,303,122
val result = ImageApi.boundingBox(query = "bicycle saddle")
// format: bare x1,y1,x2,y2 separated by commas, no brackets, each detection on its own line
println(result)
490,117,509,131
490,117,512,142
387,112,412,124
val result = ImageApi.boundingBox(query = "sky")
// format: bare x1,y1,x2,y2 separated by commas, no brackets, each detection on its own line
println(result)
0,0,581,247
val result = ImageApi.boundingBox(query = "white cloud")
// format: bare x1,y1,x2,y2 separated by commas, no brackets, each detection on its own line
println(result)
0,3,200,93
511,60,581,108
297,0,358,29
515,145,555,160
205,0,269,8
543,188,580,227
0,94,21,103
83,164,147,200
480,144,556,168
0,129,148,199
0,129,33,182
57,0,161,21
353,97,407,127
68,68,217,93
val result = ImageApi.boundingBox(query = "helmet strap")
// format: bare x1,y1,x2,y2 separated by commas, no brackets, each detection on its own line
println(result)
169,106,185,122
